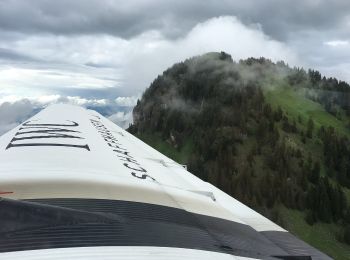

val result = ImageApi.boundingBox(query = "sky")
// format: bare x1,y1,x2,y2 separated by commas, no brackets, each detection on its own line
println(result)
0,0,349,133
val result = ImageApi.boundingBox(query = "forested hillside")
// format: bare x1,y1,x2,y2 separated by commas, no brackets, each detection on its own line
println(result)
128,52,350,259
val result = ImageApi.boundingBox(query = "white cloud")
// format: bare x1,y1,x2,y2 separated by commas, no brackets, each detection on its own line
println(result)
324,40,349,47
0,16,299,98
182,17,296,61
0,66,119,97
108,111,133,129
122,16,299,93
59,96,108,106
0,99,39,135
0,94,135,135
0,94,107,107
0,94,61,104
115,96,139,107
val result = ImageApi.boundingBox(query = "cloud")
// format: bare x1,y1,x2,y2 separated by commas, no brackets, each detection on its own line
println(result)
0,16,299,98
0,66,120,97
0,0,349,42
0,15,298,134
0,1,348,91
0,94,139,135
115,96,138,107
0,99,39,135
324,40,349,47
121,16,298,94
0,47,39,62
0,1,349,82
0,1,349,132
108,111,133,129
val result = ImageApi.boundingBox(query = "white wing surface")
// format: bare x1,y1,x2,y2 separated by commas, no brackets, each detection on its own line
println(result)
0,104,331,259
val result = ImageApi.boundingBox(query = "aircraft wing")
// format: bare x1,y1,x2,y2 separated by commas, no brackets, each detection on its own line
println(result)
0,104,331,259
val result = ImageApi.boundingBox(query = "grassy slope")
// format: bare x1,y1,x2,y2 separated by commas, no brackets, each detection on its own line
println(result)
264,84,350,138
265,84,350,259
280,207,350,260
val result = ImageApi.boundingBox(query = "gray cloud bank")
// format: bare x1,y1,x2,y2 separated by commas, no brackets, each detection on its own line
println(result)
0,0,349,135
0,0,349,41
0,15,299,100
0,1,348,86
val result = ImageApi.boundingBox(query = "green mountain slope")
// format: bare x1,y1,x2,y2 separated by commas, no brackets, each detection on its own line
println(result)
128,52,350,259
265,85,350,138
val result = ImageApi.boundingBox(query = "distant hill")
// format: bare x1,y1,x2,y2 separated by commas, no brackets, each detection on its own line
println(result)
128,52,350,259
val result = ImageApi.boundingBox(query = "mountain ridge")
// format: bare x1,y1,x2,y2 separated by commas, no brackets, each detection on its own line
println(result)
128,52,350,259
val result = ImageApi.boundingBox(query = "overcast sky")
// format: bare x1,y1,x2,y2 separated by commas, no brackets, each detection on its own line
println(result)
0,0,349,133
